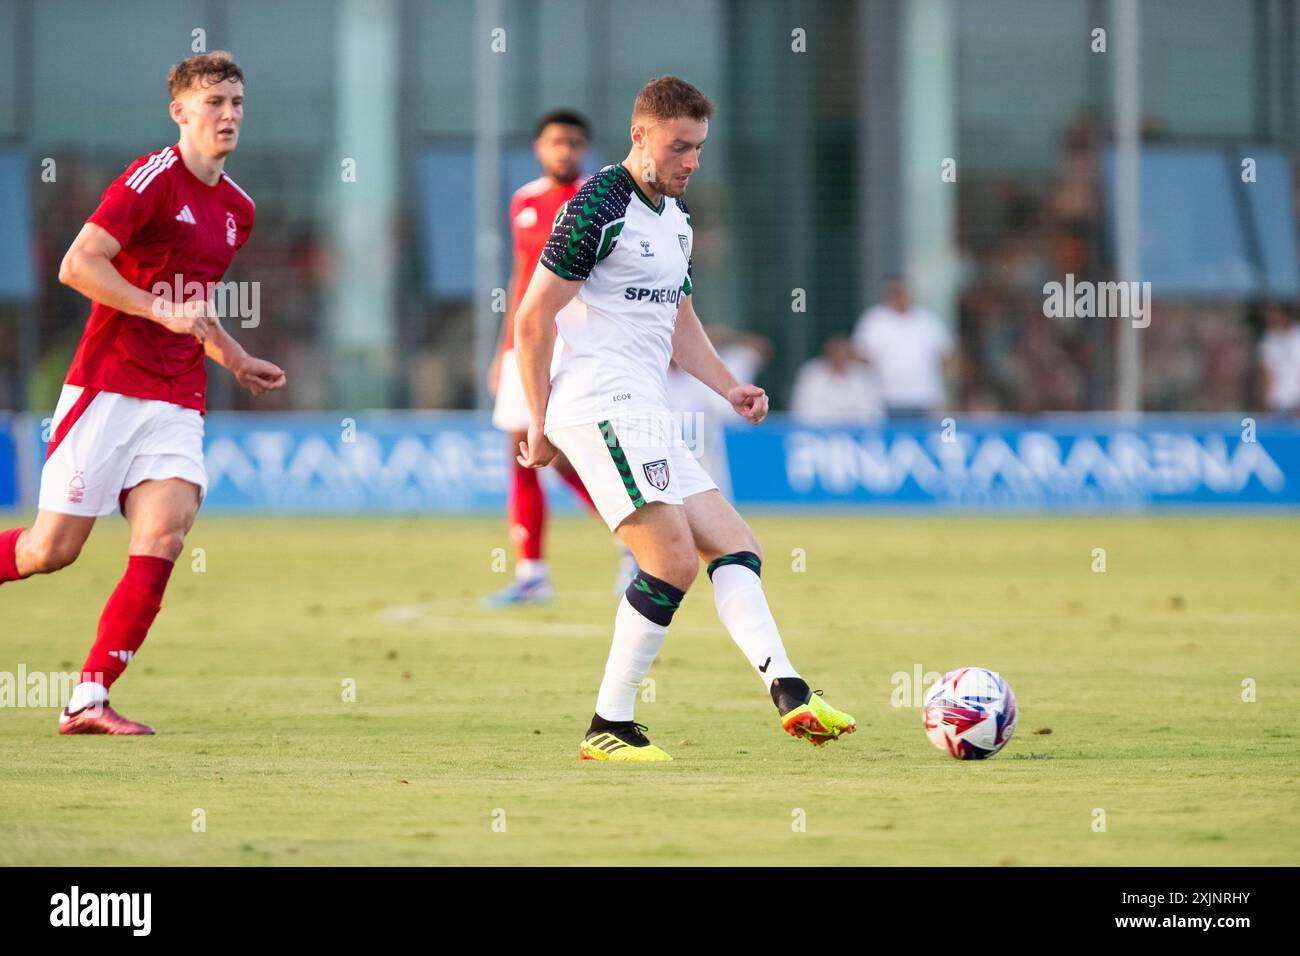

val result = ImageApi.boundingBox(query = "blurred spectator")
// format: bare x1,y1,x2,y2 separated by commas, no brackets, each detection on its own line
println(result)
952,110,1296,414
851,277,954,416
790,335,884,423
1258,303,1300,413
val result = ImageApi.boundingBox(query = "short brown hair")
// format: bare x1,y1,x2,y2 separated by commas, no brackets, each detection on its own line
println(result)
632,76,714,124
168,51,244,99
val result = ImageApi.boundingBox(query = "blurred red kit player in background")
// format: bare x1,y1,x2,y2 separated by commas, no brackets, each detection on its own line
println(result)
484,108,636,607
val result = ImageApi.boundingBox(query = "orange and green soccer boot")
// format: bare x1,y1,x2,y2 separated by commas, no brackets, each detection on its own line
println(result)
772,677,856,747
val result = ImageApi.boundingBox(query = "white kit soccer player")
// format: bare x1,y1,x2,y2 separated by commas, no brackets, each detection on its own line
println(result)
512,76,856,760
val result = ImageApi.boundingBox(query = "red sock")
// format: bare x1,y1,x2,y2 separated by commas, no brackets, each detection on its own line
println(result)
556,466,598,513
509,462,545,561
0,528,24,584
81,555,175,690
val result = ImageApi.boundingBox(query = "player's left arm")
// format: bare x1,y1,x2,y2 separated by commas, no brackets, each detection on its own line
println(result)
672,294,768,425
204,316,286,397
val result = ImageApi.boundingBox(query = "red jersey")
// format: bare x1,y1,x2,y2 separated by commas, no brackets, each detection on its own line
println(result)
503,175,583,350
65,144,256,412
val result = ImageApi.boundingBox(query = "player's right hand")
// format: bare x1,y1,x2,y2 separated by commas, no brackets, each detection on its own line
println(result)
517,421,557,469
154,295,212,342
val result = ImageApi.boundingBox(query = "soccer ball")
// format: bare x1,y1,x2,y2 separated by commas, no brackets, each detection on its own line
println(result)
923,667,1017,760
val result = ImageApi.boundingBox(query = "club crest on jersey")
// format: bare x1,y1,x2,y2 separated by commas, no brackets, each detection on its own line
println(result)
67,471,86,505
226,211,237,247
678,234,689,258
639,240,654,257
643,459,670,491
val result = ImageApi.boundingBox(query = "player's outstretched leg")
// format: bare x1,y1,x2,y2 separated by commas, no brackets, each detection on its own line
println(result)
685,491,856,747
59,478,198,736
579,502,693,762
0,515,136,722
0,511,96,587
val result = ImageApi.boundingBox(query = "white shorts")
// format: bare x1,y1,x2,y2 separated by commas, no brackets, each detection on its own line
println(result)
546,412,718,531
492,343,564,432
38,385,207,517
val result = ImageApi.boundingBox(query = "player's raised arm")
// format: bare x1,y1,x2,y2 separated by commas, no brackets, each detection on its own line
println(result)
513,266,582,467
671,293,768,425
59,222,211,341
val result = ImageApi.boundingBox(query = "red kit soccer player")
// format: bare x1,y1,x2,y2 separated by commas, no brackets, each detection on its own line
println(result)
484,109,635,607
0,52,285,734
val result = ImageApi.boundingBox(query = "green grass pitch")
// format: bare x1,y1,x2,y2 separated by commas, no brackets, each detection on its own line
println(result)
0,512,1296,866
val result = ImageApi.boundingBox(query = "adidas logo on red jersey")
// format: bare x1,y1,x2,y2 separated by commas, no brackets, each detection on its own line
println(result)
175,205,196,224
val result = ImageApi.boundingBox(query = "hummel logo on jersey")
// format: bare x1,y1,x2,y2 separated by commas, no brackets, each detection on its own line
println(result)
108,650,134,665
175,205,196,224
639,240,654,257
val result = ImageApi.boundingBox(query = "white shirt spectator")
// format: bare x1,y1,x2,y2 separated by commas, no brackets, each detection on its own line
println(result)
851,304,953,411
1259,324,1300,411
791,357,884,423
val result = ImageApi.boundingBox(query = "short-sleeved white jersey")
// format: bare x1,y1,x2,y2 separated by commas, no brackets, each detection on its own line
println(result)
538,163,694,430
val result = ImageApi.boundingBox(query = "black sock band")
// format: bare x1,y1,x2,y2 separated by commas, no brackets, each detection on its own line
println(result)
707,550,762,581
624,569,685,627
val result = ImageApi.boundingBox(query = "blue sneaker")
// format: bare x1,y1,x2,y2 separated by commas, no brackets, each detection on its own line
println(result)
483,576,555,608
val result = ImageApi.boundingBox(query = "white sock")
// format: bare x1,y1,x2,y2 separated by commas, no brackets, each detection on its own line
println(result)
67,680,108,713
516,559,547,581
712,564,798,690
594,596,668,721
